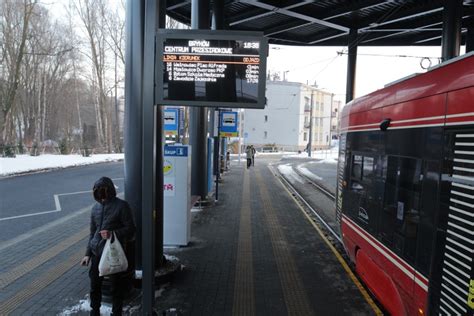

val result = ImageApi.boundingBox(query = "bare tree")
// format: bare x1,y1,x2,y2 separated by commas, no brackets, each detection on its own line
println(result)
102,0,125,152
0,0,36,146
73,0,112,152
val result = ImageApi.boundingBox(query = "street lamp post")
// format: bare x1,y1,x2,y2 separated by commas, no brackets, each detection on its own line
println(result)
308,89,314,157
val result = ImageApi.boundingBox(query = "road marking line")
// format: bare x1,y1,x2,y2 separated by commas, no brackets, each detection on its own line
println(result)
232,170,256,316
0,209,62,221
271,165,384,316
0,227,89,290
256,169,314,316
0,190,92,221
0,204,92,252
0,249,84,315
0,179,123,222
0,193,123,252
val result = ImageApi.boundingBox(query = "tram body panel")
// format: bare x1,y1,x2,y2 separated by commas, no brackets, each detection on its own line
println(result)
337,53,474,316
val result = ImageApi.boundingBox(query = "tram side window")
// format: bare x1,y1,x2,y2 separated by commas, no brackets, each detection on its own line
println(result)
380,156,422,263
351,155,363,189
350,155,375,190
363,157,374,179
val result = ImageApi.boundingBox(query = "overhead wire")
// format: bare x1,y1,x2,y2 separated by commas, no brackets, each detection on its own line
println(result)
308,3,409,82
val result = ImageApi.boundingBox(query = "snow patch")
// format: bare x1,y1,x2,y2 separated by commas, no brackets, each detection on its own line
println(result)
283,149,339,161
164,254,179,261
191,207,203,213
58,298,112,315
297,166,323,181
277,164,304,185
0,154,124,176
155,284,168,299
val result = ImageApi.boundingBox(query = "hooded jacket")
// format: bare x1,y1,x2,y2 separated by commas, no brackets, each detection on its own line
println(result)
85,177,136,257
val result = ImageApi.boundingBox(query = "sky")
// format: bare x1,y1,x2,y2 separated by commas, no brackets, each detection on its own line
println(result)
267,45,467,103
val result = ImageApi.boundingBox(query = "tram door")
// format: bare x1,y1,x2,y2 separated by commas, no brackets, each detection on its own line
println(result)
347,154,383,234
429,129,474,316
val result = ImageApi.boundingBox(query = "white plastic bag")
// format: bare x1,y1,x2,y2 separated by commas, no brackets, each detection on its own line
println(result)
98,232,128,276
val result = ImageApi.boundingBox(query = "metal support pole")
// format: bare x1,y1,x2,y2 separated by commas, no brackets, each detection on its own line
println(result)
308,89,313,157
346,28,358,104
238,109,242,163
155,0,166,268
441,0,462,61
212,0,225,201
125,0,144,270
329,93,334,147
190,0,210,200
215,109,221,201
141,0,165,314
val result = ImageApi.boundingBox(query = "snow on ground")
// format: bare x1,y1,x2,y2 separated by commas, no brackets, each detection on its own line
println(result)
283,148,339,161
296,166,323,181
0,149,337,177
58,298,111,316
229,148,339,161
277,164,304,185
0,154,124,176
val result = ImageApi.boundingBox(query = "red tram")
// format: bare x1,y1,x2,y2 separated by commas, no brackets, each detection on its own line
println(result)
337,52,474,316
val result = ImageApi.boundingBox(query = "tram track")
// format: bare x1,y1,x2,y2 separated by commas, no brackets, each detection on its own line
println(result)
293,165,336,202
270,163,341,244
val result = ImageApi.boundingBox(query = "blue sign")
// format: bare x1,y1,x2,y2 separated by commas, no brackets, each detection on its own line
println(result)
220,111,238,137
164,145,188,157
164,109,179,135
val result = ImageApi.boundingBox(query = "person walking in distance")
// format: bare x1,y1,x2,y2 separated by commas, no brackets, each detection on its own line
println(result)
251,145,256,166
245,145,253,169
80,177,136,316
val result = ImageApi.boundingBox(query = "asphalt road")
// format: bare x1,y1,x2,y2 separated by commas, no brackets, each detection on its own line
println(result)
0,162,124,243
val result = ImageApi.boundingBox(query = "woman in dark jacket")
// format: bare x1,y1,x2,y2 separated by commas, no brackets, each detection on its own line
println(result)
80,177,136,316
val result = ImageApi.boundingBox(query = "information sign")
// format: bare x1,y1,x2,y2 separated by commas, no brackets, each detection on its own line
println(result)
220,111,238,137
156,30,268,109
164,109,179,135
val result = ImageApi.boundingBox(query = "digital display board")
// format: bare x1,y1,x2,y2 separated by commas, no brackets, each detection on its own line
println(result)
156,30,268,109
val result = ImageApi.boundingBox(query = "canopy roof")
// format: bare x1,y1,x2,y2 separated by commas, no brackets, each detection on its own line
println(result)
166,0,474,46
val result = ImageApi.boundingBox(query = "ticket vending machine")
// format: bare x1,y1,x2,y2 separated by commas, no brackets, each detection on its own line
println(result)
163,145,192,246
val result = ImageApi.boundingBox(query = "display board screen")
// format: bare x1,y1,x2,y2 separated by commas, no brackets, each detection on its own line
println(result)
156,30,268,108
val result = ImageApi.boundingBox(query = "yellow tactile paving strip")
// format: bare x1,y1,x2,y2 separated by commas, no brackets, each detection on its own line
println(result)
255,170,314,316
0,250,84,315
232,170,256,316
0,227,89,290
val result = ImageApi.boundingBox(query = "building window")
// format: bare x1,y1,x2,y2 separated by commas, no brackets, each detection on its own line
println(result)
264,115,268,122
305,97,310,106
264,131,267,139
304,132,307,141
